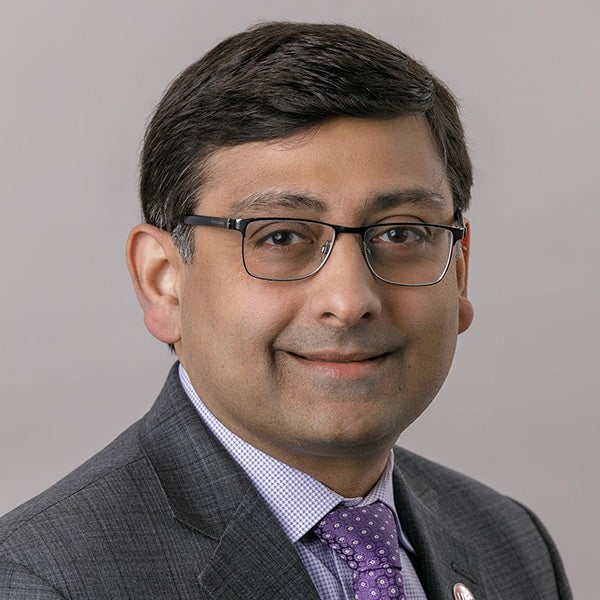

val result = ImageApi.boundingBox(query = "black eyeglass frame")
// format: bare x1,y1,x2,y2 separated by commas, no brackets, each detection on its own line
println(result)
180,210,466,286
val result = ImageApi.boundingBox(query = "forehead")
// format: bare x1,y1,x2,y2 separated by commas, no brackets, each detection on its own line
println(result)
199,116,453,220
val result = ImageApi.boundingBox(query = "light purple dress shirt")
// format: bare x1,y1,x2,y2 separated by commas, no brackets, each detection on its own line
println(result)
179,364,427,599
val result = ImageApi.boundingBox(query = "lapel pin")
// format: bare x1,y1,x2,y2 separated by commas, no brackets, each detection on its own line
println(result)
453,582,475,600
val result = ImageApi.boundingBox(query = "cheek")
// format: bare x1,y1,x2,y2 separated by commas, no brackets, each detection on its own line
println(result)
183,275,296,360
394,283,460,361
232,287,299,350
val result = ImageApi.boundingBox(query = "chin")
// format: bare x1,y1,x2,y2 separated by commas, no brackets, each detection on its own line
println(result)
298,421,402,454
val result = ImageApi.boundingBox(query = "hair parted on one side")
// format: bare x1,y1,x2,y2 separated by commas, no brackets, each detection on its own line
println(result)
140,21,473,262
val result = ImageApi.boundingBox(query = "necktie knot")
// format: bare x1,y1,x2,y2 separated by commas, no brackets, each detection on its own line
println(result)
314,502,405,600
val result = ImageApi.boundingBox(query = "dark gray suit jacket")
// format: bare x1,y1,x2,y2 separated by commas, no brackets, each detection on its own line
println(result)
0,364,572,599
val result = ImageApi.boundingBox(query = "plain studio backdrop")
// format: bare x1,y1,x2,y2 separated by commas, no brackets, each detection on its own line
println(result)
1,1,597,597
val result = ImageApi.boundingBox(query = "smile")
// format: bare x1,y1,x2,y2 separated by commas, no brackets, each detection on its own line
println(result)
287,351,390,379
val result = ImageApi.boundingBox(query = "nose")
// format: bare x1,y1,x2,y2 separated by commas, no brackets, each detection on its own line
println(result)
308,234,383,328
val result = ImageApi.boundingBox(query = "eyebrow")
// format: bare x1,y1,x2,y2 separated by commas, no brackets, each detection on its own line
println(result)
230,190,326,215
362,188,446,214
229,187,447,217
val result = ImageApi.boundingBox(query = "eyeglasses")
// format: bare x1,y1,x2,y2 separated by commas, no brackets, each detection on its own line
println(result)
180,212,465,286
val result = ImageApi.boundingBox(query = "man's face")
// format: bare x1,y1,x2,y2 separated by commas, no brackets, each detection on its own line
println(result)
173,116,472,466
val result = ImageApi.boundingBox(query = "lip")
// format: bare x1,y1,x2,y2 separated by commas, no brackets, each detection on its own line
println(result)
286,350,390,379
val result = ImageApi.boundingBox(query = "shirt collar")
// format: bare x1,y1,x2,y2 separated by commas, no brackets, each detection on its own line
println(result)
179,364,414,551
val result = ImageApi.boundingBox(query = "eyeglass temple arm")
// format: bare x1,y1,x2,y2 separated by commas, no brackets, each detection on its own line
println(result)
452,209,465,243
181,215,240,230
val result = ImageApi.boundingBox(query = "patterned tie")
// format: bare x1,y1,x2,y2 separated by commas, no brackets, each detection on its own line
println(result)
314,502,406,600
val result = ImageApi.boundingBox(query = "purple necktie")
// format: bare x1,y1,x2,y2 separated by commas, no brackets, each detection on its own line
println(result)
314,502,406,600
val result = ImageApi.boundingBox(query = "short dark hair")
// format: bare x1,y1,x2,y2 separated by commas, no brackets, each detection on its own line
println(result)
140,22,472,262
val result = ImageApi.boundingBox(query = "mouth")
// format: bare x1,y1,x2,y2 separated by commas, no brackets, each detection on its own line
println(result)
285,350,391,379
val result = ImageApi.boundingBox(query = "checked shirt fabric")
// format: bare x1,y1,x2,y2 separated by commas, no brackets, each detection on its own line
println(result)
314,502,406,600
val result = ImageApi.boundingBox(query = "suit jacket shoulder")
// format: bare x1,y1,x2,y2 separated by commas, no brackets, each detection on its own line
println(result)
0,365,318,600
391,446,572,599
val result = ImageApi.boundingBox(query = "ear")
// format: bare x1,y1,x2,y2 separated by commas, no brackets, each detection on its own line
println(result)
456,220,474,334
126,224,182,344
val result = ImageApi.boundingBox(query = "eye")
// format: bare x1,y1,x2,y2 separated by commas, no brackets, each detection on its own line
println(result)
372,225,429,244
247,221,318,249
264,229,304,246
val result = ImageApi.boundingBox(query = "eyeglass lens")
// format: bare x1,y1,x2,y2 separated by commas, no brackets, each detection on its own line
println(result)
242,220,454,285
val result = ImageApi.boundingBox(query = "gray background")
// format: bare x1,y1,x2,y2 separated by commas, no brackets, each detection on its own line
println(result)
1,1,597,597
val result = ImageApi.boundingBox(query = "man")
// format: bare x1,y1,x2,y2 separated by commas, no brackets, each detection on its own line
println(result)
0,22,571,599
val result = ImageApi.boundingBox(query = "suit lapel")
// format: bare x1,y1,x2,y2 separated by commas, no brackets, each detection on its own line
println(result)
392,450,496,600
139,364,319,600
197,487,319,599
